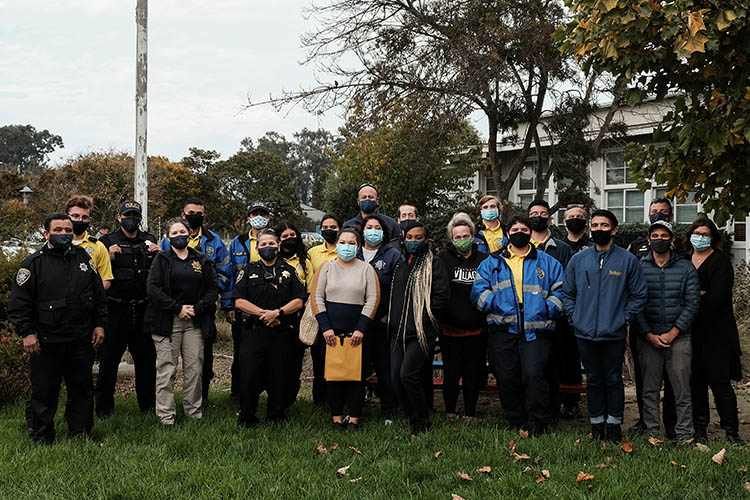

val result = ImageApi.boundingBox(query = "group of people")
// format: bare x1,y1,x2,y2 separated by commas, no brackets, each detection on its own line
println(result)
7,186,743,445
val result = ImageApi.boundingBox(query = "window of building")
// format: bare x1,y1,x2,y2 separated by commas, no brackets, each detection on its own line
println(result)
485,174,497,196
654,188,699,224
606,189,645,223
604,151,635,185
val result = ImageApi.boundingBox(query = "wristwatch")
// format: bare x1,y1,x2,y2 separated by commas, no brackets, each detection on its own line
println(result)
278,308,285,316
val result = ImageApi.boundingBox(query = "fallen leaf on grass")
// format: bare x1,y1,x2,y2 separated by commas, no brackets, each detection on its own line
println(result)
508,440,517,454
573,439,581,447
522,466,533,473
512,453,531,462
695,443,711,453
434,451,443,459
349,476,362,483
534,456,542,464
535,470,550,483
738,465,747,473
712,448,726,465
519,429,529,438
477,466,492,474
336,465,351,477
671,460,687,469
744,482,750,492
330,443,340,451
576,472,595,482
452,426,460,432
621,440,634,453
457,471,473,481
316,444,328,454
348,446,361,455
451,495,466,500
648,437,663,447
600,443,608,451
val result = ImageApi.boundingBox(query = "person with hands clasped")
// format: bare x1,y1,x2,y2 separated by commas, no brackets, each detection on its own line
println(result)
636,220,699,442
232,229,306,427
8,213,108,444
311,227,380,430
145,218,219,425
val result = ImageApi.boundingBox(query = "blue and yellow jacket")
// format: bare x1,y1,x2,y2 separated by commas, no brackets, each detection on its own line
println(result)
470,244,564,341
160,227,232,310
561,244,647,341
474,221,508,255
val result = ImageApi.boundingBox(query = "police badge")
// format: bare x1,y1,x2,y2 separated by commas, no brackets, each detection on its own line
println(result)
536,267,545,279
79,263,89,272
16,268,31,286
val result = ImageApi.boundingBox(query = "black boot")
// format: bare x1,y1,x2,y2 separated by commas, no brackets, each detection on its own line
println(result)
532,421,549,437
591,423,606,440
693,428,708,443
727,431,745,446
605,424,622,443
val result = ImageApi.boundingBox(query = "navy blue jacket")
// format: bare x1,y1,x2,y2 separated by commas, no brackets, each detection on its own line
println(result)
637,252,700,336
561,244,648,341
357,243,404,320
535,233,573,269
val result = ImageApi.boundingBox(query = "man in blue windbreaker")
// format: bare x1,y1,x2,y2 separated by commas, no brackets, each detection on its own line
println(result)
561,209,647,443
160,198,232,401
470,215,564,436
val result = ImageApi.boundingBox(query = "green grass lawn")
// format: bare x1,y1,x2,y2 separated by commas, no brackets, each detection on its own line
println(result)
2,392,750,500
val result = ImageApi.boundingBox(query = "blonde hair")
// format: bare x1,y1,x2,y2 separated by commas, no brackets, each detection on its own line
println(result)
389,250,438,354
477,195,501,210
447,212,475,240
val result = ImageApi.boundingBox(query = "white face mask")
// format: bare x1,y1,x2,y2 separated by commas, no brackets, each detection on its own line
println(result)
249,215,269,229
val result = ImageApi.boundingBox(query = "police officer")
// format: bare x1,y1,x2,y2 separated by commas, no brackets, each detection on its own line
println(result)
161,198,232,402
95,200,160,417
8,214,107,444
227,201,271,398
233,229,306,426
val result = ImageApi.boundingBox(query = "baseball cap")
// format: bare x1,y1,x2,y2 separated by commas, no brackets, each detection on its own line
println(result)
119,200,142,216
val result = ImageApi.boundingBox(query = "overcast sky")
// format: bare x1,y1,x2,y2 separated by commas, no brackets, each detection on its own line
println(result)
0,0,344,164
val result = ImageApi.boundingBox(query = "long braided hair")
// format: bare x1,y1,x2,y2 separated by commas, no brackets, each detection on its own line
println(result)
388,222,437,354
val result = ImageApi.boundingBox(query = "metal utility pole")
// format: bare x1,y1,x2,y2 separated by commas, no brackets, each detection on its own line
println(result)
135,0,148,229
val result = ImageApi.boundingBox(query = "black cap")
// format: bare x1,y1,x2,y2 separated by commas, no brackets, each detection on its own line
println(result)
119,200,142,216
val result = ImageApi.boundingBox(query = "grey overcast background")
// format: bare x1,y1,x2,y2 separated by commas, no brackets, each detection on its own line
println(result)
0,0,342,164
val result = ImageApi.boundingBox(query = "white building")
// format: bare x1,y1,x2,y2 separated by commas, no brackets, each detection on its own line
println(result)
469,99,747,262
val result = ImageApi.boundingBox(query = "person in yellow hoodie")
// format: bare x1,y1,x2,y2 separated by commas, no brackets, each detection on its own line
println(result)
65,195,113,290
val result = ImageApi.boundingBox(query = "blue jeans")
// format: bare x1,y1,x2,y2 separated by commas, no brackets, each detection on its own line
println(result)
577,338,626,425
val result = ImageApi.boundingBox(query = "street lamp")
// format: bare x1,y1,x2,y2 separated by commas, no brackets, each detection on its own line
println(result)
19,186,33,206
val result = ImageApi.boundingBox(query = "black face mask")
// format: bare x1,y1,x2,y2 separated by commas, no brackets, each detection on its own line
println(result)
121,217,140,233
529,216,549,232
399,219,417,232
321,229,338,244
280,237,298,256
184,214,204,230
258,246,278,262
72,220,89,235
509,232,531,248
649,212,669,224
169,235,189,250
650,239,671,254
49,233,73,251
565,218,586,234
591,230,613,246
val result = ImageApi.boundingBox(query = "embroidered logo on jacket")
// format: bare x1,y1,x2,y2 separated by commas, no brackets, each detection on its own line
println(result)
192,261,202,273
609,270,623,276
536,267,545,279
16,268,31,286
235,269,245,284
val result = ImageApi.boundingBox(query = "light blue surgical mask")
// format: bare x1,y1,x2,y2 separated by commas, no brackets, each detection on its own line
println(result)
363,228,383,246
481,208,499,222
337,243,357,261
690,234,712,251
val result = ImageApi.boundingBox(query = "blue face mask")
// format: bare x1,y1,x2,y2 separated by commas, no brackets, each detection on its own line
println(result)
363,228,383,246
337,243,357,261
481,208,499,222
690,234,712,251
404,240,427,255
359,199,378,214
49,233,73,251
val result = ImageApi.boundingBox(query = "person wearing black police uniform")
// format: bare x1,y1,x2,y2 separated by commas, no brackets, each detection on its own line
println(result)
8,214,107,444
627,198,679,437
94,200,160,417
233,229,306,426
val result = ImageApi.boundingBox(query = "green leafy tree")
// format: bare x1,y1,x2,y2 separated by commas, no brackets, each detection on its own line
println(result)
0,125,64,175
559,1,750,223
199,150,303,234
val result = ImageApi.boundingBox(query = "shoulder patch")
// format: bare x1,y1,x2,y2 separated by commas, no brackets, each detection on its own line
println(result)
16,268,31,286
536,267,545,279
235,269,245,284
89,259,98,274
206,246,215,256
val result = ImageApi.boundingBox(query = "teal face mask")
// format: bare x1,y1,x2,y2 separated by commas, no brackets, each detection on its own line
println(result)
481,208,499,221
336,243,357,261
404,240,427,255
